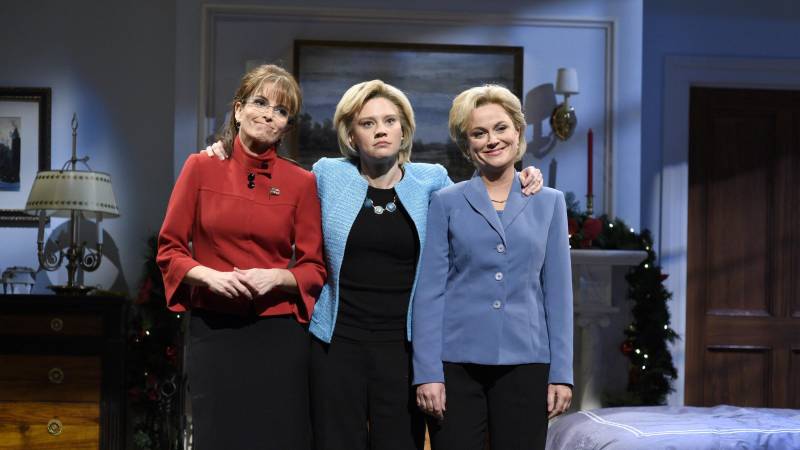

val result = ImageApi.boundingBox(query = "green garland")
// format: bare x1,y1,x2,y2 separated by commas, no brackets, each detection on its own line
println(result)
127,236,185,450
565,193,678,405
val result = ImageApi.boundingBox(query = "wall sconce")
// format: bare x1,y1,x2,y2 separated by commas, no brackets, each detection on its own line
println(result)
25,113,119,295
550,68,579,141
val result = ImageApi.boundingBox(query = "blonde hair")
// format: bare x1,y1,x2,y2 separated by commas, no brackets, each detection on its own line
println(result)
333,80,416,164
448,84,527,162
219,64,302,155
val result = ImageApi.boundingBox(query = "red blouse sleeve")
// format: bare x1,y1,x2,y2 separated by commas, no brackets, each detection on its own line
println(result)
287,173,326,321
156,156,202,311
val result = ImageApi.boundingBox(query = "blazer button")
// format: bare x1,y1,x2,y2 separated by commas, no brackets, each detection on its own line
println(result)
492,300,502,309
496,243,506,253
495,272,503,281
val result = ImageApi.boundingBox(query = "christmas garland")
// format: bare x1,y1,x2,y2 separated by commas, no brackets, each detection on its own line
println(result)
565,193,678,405
127,236,185,450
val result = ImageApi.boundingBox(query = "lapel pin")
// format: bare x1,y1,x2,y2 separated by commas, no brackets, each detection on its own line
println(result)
270,187,281,196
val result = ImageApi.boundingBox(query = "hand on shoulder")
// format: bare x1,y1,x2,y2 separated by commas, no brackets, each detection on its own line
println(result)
199,140,227,160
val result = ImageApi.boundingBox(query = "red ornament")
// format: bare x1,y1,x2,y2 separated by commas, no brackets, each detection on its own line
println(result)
128,386,143,401
582,218,602,241
147,388,159,401
165,345,178,358
568,217,579,236
620,341,634,356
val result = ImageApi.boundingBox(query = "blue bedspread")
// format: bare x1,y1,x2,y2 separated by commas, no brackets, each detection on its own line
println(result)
546,405,800,449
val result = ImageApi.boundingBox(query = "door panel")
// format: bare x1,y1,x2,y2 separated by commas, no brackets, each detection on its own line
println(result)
687,87,800,407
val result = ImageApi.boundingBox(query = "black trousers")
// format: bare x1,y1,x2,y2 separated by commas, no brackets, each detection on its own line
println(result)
427,363,550,450
310,336,425,450
187,310,311,450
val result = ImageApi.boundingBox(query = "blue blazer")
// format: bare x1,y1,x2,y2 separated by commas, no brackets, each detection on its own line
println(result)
308,157,452,343
412,175,573,386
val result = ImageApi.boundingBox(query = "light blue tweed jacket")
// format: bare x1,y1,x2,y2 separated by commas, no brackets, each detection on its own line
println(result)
309,157,452,343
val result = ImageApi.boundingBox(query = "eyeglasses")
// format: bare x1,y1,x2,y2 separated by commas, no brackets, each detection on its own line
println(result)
245,98,291,121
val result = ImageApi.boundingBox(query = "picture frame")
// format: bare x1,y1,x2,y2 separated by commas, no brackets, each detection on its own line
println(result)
292,40,522,182
0,87,51,227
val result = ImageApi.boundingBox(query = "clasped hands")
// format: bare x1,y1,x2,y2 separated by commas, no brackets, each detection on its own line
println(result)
204,267,290,299
416,382,572,420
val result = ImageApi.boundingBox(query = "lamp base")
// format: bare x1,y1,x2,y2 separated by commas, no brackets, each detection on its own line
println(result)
550,103,577,140
48,284,96,296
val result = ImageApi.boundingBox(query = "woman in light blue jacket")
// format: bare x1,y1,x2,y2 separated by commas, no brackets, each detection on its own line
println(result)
413,84,573,450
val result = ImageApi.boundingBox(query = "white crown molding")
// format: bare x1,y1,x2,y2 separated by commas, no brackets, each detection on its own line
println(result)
660,54,800,406
199,4,616,215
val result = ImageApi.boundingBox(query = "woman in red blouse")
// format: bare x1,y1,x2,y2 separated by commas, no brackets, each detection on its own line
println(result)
157,64,326,450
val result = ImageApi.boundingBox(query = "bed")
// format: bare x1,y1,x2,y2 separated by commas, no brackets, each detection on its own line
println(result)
546,405,800,449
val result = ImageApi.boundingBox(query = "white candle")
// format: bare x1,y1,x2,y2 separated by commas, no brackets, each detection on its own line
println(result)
96,214,104,246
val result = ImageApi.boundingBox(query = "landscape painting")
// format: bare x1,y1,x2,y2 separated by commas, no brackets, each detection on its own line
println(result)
293,41,522,181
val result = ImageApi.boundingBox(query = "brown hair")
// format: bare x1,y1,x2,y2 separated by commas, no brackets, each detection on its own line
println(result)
218,64,302,155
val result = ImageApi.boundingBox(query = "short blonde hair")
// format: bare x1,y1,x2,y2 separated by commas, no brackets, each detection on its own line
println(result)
219,64,302,154
333,80,416,164
448,84,527,163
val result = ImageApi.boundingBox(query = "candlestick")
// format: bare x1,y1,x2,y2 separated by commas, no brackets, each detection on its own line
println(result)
587,128,593,198
547,158,558,188
586,194,594,217
37,211,46,243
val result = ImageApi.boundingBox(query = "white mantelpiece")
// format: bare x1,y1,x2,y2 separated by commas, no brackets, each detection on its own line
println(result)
570,249,647,411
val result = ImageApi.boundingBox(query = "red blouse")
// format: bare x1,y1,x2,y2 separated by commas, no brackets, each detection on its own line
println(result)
156,137,326,323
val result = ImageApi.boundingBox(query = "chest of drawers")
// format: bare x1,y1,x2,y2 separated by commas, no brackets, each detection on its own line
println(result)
0,295,126,450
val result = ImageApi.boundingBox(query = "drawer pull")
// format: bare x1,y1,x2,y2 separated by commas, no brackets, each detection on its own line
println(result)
48,367,65,384
50,317,64,332
47,418,63,436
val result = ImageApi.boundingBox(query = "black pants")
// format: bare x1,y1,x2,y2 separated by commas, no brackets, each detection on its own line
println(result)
427,363,550,450
310,336,425,450
187,310,311,450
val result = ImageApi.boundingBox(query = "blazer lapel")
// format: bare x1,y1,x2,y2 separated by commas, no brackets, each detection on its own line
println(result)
463,175,506,244
500,173,531,229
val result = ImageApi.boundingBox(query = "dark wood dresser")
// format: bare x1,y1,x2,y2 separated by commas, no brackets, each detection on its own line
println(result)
0,295,127,450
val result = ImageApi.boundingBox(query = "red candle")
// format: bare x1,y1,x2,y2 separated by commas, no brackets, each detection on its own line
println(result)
587,128,593,197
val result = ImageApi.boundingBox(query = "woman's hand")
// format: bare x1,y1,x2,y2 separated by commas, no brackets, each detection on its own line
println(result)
547,384,572,419
234,268,295,297
520,166,544,196
186,266,253,299
201,140,227,160
416,383,446,420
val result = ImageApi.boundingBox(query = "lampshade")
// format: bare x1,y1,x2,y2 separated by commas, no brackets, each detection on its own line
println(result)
25,170,119,218
555,68,579,95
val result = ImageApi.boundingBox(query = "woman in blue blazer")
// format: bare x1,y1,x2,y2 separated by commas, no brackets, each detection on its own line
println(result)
412,85,574,450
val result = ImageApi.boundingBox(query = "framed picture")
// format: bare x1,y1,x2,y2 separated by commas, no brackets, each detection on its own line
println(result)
293,40,522,181
0,87,51,227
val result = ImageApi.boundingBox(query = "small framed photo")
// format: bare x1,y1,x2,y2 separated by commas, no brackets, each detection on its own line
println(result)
0,87,51,227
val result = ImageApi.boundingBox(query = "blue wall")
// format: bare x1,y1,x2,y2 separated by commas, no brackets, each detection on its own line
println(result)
642,0,800,249
0,0,176,293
